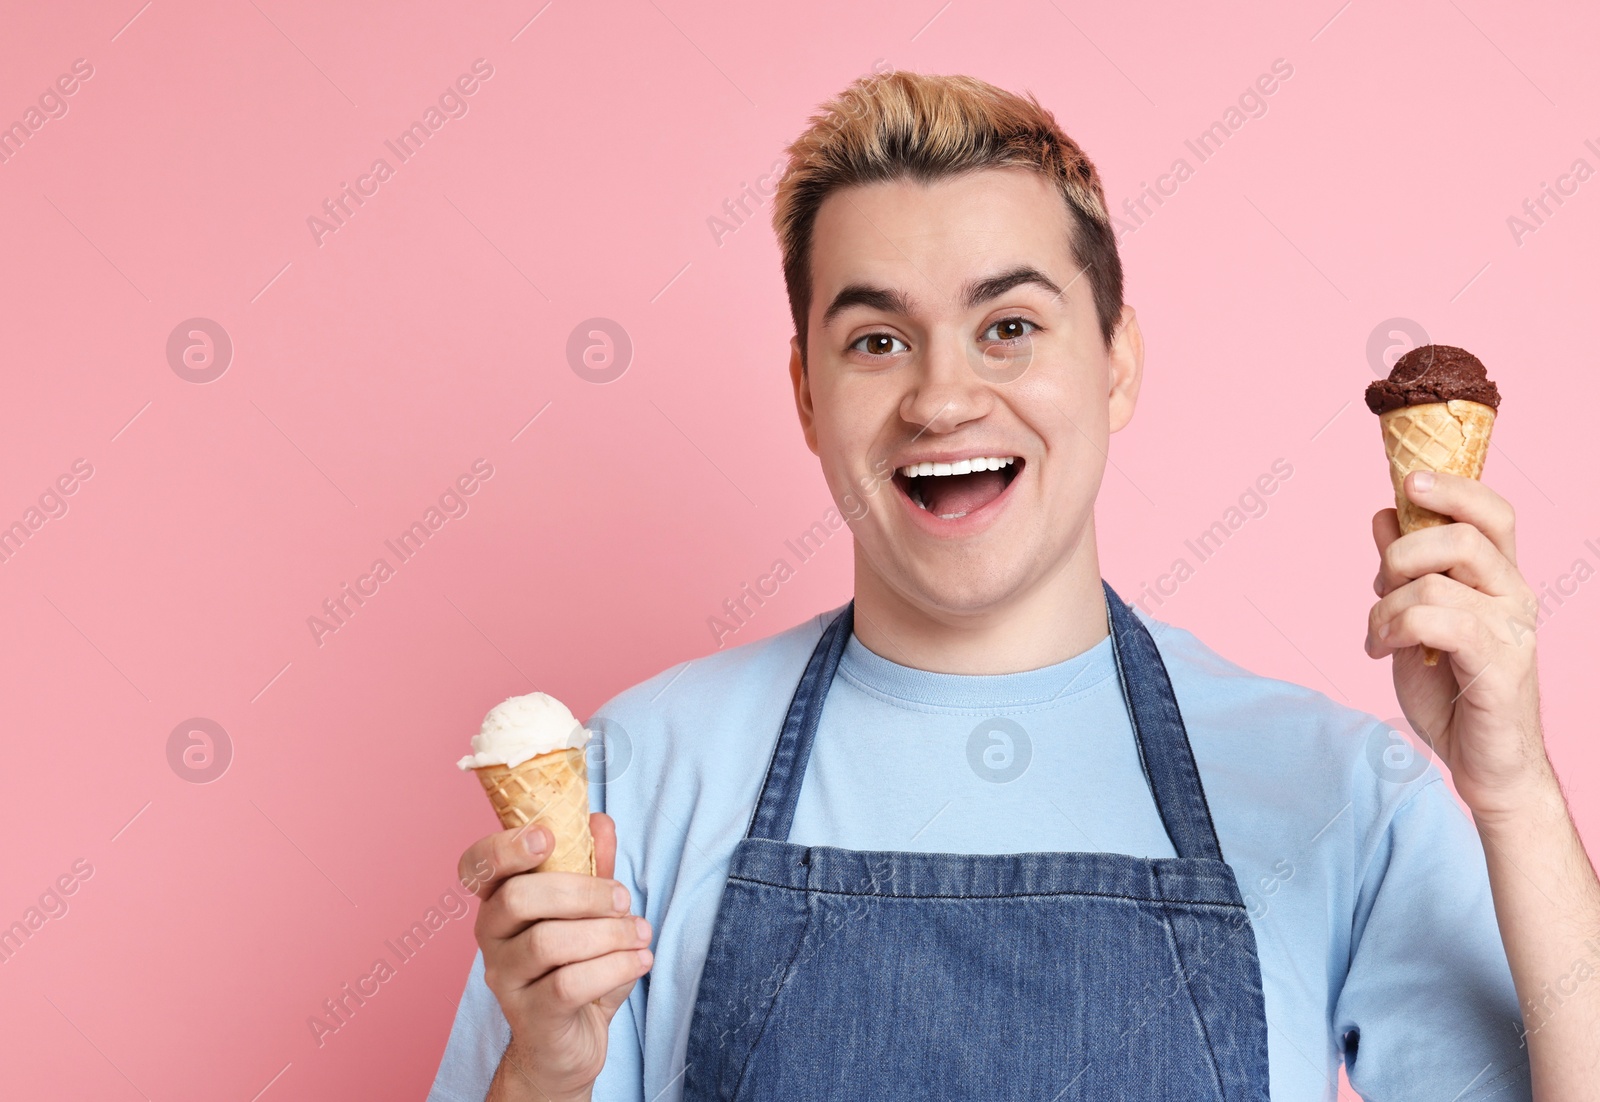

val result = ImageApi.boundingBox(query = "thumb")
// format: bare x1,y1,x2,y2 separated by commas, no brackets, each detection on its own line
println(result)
591,812,618,880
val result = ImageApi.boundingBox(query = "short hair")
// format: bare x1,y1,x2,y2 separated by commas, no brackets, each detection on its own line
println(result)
772,70,1124,369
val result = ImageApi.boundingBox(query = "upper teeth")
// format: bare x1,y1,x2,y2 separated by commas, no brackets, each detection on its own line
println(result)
898,456,1017,478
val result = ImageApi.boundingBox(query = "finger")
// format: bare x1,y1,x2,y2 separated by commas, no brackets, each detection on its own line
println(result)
520,914,653,986
594,966,643,1016
1370,509,1400,595
1366,573,1490,657
480,870,632,942
1375,523,1522,599
1366,601,1497,674
458,825,553,901
1363,598,1497,674
1402,471,1517,565
1372,507,1401,553
527,948,653,1017
592,813,617,881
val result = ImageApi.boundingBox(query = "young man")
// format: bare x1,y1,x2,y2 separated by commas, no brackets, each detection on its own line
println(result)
429,72,1599,1101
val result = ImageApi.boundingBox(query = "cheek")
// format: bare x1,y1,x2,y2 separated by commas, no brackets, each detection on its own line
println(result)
1010,375,1112,510
806,402,870,506
813,378,890,461
1017,367,1112,447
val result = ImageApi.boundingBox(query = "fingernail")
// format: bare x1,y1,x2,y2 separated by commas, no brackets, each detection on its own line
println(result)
613,884,629,912
1412,471,1434,493
634,916,651,941
524,827,549,856
637,948,653,967
1378,622,1391,641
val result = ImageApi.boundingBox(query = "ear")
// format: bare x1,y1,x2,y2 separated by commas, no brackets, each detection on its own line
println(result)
789,335,820,456
1106,304,1144,434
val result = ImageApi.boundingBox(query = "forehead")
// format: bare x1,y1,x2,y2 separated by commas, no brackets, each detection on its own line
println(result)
808,166,1078,314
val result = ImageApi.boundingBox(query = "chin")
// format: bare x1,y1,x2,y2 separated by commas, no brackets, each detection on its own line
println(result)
896,559,1037,617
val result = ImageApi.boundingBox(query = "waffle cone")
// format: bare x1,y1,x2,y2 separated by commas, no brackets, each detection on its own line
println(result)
1378,399,1496,664
473,747,595,875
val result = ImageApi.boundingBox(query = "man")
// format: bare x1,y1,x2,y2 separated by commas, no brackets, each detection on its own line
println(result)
429,71,1599,1100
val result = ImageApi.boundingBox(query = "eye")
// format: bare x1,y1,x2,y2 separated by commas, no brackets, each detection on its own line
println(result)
850,332,909,356
981,317,1038,343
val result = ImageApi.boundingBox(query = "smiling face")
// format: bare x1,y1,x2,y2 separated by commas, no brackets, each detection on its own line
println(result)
790,165,1144,623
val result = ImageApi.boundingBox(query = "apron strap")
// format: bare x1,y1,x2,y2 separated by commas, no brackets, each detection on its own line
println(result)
746,602,855,842
1103,580,1225,862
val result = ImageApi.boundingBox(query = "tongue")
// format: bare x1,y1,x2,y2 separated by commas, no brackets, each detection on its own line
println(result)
921,470,1007,517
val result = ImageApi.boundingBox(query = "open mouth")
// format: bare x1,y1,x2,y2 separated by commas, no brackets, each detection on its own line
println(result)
892,456,1022,521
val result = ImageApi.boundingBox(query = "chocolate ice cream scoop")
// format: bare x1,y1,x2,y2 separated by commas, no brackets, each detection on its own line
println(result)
1364,344,1500,414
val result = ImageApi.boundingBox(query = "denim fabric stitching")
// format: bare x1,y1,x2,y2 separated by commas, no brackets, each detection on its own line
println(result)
1105,582,1226,863
741,643,813,840
1155,901,1231,1100
1109,588,1163,829
725,887,819,1102
724,876,1247,908
1108,586,1196,860
1142,656,1228,861
748,608,847,841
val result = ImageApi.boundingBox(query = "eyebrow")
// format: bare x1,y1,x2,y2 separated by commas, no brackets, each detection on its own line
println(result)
819,265,1065,329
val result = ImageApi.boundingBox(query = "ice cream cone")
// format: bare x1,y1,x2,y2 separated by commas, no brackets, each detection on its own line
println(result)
1378,398,1496,664
473,747,596,874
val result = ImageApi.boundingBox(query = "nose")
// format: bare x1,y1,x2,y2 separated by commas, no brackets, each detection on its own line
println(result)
899,328,995,434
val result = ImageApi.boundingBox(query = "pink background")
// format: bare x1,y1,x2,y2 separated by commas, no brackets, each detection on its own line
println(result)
2,1,1596,1098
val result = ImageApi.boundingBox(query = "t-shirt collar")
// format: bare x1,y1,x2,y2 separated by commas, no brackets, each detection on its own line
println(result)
836,628,1117,712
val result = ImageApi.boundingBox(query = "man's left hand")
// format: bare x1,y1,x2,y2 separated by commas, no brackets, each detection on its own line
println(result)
1365,470,1553,822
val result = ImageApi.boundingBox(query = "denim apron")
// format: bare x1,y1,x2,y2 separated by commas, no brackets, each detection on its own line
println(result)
681,582,1272,1100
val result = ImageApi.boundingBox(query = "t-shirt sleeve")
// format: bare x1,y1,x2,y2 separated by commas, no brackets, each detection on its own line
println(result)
425,948,511,1102
1334,776,1531,1100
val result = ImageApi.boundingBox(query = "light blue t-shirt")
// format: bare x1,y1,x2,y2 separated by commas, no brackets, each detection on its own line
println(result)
428,605,1531,1101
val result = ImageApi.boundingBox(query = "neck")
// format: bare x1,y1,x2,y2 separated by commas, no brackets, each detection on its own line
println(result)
850,524,1110,675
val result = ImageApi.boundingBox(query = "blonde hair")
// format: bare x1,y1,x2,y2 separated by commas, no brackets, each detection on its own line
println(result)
772,70,1124,367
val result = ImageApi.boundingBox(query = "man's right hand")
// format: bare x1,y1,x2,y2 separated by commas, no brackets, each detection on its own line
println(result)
460,812,652,1102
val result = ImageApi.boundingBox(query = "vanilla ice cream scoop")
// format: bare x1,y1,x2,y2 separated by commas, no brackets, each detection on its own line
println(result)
456,692,590,770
